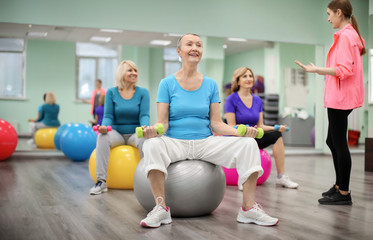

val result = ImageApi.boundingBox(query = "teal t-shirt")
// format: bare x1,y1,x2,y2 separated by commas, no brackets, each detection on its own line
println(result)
37,104,60,126
157,75,221,140
102,86,150,134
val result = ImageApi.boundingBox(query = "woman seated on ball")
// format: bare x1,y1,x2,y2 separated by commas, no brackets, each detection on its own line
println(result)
224,67,298,189
29,92,60,144
89,60,150,195
139,33,278,228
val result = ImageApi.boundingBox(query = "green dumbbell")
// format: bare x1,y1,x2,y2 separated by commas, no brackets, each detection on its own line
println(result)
236,124,264,139
136,123,165,138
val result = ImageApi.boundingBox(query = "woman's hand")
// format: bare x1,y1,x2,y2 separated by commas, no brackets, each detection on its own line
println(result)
295,60,318,73
244,126,258,138
143,125,158,139
277,125,288,133
98,125,109,134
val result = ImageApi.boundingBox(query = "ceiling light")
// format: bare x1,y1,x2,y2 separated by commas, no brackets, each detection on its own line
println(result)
150,40,171,46
227,37,247,42
100,29,123,33
90,36,112,42
165,33,183,37
27,32,48,37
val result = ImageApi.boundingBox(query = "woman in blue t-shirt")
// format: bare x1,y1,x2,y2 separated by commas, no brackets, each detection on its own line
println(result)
89,60,150,195
90,94,105,126
139,34,278,228
225,67,298,189
29,92,60,145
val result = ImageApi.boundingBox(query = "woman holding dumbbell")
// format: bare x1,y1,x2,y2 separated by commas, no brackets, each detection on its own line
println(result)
139,34,278,228
89,60,150,195
225,67,298,189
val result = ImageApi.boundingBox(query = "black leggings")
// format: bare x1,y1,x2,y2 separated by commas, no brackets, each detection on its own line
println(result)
326,108,353,191
255,131,282,149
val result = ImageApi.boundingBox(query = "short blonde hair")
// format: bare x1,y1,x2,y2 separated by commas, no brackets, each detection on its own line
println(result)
115,60,138,89
231,67,255,93
45,92,56,105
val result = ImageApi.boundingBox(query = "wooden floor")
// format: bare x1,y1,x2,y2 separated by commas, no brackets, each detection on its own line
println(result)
1,145,372,239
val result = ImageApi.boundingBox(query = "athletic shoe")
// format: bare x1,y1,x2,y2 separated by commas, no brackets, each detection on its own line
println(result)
275,175,299,189
89,181,107,195
322,185,338,197
237,203,279,226
318,191,352,205
140,204,172,228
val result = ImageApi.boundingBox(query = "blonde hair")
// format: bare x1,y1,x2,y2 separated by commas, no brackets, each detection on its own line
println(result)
99,94,105,106
115,60,138,89
231,67,255,92
45,92,56,105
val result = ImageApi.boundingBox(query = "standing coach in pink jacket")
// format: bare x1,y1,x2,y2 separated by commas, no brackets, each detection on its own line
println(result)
296,0,365,205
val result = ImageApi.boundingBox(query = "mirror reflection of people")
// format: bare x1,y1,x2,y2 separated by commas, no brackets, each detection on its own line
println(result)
90,94,105,126
225,67,298,189
139,34,278,228
83,79,107,125
295,0,365,205
252,75,264,95
28,92,60,145
89,60,150,195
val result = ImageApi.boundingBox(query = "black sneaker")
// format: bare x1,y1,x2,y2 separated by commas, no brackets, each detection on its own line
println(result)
318,191,352,205
322,185,338,197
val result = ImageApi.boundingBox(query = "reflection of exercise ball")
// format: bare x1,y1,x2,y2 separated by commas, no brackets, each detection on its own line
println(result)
0,119,18,161
134,159,226,217
89,145,140,189
257,149,272,185
222,167,238,185
60,123,97,161
54,123,73,150
35,128,58,148
310,126,315,147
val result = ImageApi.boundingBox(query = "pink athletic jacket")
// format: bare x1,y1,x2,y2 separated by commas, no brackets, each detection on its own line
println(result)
325,24,365,110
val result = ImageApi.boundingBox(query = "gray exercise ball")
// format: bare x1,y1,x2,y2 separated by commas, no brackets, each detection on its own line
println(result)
134,159,226,217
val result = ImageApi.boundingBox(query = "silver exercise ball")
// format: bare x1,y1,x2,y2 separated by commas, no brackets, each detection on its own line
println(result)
133,159,226,217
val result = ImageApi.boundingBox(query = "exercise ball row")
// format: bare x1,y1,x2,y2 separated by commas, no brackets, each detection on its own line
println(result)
54,123,97,161
0,119,18,161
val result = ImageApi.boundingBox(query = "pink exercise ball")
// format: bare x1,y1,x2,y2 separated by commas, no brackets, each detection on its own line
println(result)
257,149,272,185
0,119,18,161
222,167,239,185
222,149,272,186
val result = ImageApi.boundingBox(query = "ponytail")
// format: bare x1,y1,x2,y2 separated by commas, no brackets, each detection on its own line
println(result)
351,15,366,55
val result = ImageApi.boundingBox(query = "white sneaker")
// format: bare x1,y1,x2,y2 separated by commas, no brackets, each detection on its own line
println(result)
89,181,108,195
27,139,35,144
275,175,299,189
140,201,172,228
237,203,279,226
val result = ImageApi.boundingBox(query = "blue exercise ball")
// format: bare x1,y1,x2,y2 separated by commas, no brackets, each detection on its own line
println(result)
60,123,97,161
134,159,226,217
54,123,73,150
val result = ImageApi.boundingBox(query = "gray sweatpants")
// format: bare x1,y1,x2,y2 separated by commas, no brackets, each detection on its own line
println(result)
96,129,144,181
143,135,263,186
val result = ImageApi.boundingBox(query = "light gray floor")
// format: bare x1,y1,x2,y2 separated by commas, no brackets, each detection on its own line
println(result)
0,138,371,240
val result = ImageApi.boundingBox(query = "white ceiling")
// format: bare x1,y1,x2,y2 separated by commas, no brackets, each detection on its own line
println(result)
0,22,273,55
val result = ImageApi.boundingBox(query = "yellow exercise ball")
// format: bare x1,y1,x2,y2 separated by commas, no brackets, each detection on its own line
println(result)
34,128,58,149
89,145,141,189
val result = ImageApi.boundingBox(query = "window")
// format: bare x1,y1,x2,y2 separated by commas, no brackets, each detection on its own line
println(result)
76,42,119,100
164,48,181,77
0,38,25,99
